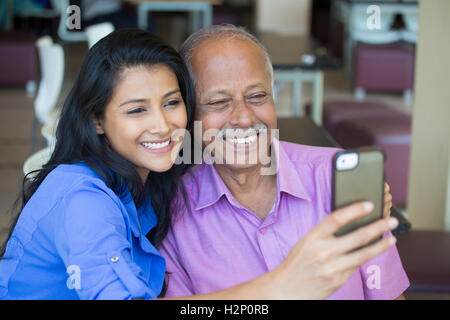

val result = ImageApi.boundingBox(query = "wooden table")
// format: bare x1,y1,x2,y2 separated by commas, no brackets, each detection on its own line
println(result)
125,0,223,32
259,33,341,124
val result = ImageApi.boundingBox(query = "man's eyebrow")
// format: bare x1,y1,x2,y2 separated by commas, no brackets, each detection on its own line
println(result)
205,89,229,97
118,89,181,107
206,84,267,97
246,83,267,90
198,90,230,104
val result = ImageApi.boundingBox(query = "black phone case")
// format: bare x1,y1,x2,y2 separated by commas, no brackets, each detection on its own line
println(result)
332,148,386,245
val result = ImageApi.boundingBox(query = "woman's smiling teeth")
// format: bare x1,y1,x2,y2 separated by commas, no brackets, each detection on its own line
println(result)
141,139,171,149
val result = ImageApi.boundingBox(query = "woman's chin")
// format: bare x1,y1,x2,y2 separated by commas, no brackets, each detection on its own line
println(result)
138,144,182,173
145,160,176,173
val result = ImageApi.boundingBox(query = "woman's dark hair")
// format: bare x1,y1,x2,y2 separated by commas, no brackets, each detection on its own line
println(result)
1,29,195,276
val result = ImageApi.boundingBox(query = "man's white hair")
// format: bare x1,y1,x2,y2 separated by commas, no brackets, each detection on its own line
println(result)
179,24,274,88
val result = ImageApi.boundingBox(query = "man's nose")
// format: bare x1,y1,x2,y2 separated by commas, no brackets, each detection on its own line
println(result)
149,107,170,136
229,99,255,127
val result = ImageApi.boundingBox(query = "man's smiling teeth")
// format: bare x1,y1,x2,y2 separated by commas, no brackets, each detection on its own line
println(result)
226,135,257,144
219,126,267,145
141,140,170,149
219,126,267,138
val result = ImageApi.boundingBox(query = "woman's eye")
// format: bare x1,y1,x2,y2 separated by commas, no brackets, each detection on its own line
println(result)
126,107,146,115
165,99,181,107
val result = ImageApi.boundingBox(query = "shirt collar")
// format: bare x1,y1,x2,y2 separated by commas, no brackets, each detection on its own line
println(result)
194,138,311,211
272,138,312,202
194,163,231,211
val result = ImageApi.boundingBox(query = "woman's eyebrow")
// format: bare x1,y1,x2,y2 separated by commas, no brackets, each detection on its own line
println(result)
118,98,147,107
163,88,181,98
118,89,181,107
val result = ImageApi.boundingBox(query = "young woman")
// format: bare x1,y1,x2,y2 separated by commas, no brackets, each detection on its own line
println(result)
0,29,195,299
0,29,397,300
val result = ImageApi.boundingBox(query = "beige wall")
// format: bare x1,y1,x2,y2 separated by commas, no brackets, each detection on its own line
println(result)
255,0,311,35
407,0,450,230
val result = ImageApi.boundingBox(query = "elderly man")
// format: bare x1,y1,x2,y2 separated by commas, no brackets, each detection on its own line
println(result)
160,25,409,299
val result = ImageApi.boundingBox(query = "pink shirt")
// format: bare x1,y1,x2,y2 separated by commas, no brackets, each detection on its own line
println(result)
160,140,410,299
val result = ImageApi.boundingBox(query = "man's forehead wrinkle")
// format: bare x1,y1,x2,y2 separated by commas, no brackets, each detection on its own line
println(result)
192,47,268,80
192,37,266,66
190,37,273,105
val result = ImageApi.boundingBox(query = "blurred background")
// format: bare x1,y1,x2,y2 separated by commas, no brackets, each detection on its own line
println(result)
0,0,449,299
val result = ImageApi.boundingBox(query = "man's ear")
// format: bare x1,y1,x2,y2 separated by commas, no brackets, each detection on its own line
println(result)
93,116,105,135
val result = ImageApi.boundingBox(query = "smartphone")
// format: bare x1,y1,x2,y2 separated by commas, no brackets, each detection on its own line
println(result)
332,148,385,245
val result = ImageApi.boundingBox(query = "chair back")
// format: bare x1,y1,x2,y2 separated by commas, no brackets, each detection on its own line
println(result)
50,0,63,11
34,36,65,125
85,22,115,48
23,147,53,179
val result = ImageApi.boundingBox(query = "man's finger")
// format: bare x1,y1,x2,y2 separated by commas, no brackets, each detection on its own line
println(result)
383,200,392,218
331,235,397,273
331,217,398,256
384,193,393,203
312,201,374,238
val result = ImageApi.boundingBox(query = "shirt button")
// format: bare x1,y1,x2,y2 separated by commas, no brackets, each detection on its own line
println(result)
259,228,266,234
110,256,119,263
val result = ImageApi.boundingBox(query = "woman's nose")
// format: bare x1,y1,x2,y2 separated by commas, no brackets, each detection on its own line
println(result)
149,108,170,136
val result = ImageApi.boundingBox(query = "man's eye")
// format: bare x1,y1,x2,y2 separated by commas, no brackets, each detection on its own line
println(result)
209,100,229,105
127,107,145,114
249,94,267,100
247,93,268,105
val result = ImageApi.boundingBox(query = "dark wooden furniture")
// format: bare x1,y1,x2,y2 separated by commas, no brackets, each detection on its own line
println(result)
277,116,411,234
277,116,339,148
396,230,450,293
278,117,450,298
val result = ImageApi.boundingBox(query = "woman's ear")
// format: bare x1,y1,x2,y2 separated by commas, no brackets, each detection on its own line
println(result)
93,117,105,135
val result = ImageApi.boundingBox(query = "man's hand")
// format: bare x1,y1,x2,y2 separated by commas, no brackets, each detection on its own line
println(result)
270,201,398,300
383,182,393,219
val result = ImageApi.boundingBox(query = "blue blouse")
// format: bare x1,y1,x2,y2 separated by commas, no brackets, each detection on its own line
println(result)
0,162,166,299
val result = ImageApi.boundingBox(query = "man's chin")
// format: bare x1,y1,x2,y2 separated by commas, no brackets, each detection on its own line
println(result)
214,161,262,172
213,149,265,168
